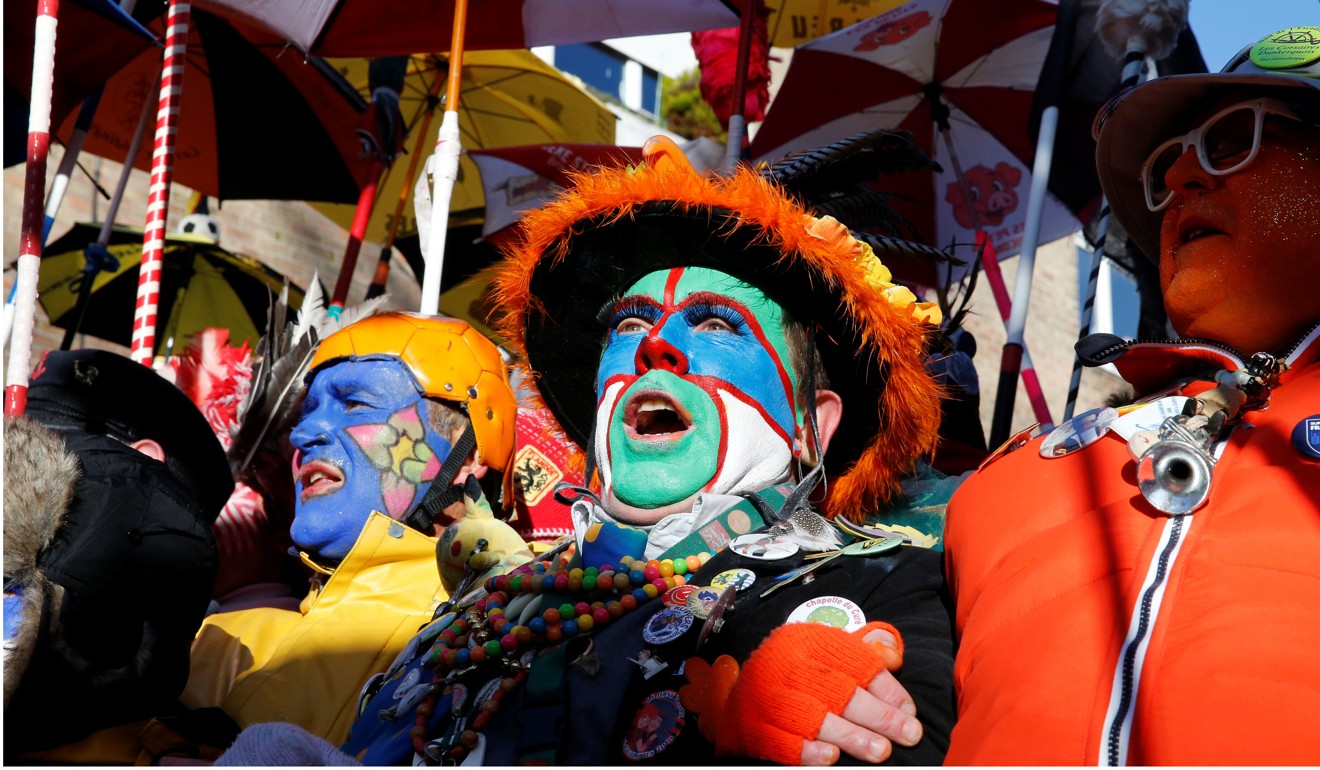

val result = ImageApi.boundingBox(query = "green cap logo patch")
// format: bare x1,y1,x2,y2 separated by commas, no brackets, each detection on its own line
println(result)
1250,26,1320,70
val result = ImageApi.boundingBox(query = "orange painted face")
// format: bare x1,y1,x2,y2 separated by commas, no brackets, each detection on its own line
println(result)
1157,114,1320,355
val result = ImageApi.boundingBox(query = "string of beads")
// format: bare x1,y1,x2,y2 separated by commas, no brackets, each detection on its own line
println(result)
409,550,712,763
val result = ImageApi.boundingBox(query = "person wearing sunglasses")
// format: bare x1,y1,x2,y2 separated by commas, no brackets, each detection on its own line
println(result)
941,26,1320,764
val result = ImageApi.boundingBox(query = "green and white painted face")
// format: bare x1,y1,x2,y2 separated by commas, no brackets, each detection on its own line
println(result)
594,267,804,525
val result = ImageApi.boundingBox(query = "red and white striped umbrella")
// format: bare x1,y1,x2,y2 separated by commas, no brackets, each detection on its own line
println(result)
753,0,1080,284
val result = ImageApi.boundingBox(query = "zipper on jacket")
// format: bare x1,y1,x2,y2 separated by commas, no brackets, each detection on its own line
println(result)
1098,433,1234,766
1100,513,1189,766
1076,332,1248,370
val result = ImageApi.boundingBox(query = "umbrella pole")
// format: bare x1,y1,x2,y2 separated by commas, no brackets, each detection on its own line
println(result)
989,106,1060,446
130,0,190,368
721,0,758,173
419,0,469,316
1062,41,1152,421
328,162,384,314
988,0,1081,446
58,71,159,351
43,91,102,245
936,120,1053,435
5,0,61,417
366,73,445,301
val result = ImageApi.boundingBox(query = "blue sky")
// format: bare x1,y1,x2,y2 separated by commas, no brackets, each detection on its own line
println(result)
1188,0,1318,70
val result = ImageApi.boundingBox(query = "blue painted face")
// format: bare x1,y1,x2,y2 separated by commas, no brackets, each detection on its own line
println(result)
290,358,455,563
593,267,802,522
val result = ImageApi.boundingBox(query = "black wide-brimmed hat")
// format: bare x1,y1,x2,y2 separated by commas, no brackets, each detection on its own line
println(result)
493,137,945,519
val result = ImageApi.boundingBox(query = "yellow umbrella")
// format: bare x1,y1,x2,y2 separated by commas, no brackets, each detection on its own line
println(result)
39,222,307,357
312,49,616,247
764,0,908,48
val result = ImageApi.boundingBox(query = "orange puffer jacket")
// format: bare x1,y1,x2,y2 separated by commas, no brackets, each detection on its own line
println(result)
944,327,1320,765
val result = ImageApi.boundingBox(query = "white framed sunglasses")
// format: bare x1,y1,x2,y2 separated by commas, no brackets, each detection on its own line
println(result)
1141,96,1305,212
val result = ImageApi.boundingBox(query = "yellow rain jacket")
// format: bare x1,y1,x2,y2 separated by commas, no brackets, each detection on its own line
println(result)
183,511,446,746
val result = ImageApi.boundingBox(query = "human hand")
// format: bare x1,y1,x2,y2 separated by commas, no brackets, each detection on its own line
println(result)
801,625,920,765
706,621,923,765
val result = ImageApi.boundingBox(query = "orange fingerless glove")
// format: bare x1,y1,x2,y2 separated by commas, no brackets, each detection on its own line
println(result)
708,621,902,764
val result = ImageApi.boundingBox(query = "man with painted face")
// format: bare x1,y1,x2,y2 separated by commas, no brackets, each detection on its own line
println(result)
943,26,1320,764
321,136,957,767
181,313,517,747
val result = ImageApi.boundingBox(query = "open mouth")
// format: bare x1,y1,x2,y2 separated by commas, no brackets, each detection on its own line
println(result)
623,390,692,440
1178,216,1226,245
296,457,345,501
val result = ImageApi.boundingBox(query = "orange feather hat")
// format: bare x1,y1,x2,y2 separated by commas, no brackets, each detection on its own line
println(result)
492,137,944,520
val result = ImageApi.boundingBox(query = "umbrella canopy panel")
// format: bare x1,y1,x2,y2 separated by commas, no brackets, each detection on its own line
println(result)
4,0,159,167
314,50,617,245
191,0,738,56
760,0,909,48
40,222,307,355
469,143,642,238
753,0,1079,284
59,9,372,203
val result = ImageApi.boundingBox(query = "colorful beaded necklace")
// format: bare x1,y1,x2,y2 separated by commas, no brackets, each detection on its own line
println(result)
411,549,712,763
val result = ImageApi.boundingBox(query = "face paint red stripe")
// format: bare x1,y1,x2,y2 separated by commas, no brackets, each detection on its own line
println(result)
705,392,729,494
675,291,798,427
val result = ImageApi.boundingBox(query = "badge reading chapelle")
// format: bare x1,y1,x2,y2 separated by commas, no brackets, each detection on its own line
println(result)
787,595,866,632
1250,26,1320,70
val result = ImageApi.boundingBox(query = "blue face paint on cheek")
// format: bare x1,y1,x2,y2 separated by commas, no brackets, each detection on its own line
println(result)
597,330,645,397
289,358,455,562
670,271,798,438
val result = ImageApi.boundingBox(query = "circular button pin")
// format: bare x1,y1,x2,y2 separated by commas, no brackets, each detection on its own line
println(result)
1292,414,1320,459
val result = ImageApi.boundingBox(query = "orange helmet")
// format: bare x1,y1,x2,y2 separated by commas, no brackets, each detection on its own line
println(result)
308,312,516,473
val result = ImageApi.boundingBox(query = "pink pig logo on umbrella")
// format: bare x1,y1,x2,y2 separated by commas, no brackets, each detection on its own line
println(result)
946,162,1023,229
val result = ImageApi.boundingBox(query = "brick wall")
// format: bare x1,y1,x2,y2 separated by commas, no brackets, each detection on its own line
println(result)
5,147,1124,442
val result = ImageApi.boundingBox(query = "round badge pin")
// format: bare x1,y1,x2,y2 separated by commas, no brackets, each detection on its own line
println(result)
786,595,866,632
710,568,756,592
842,537,903,557
620,690,687,761
1040,406,1118,458
685,588,723,619
1293,414,1320,459
663,584,696,609
643,606,695,645
730,532,799,560
1250,26,1320,70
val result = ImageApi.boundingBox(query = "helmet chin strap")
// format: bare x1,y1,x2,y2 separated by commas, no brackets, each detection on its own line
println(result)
404,421,477,534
